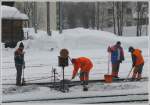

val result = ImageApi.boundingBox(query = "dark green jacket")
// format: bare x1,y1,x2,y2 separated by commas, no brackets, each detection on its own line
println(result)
14,48,25,65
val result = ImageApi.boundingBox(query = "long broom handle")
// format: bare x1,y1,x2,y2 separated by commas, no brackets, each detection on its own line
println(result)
108,52,110,74
68,56,73,64
22,66,24,79
126,67,134,80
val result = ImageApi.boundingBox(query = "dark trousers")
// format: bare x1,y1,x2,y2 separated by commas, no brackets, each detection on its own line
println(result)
80,71,89,85
15,64,22,85
132,63,144,79
112,63,120,77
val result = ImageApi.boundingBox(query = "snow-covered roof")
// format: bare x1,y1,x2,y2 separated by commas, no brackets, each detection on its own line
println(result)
1,5,28,20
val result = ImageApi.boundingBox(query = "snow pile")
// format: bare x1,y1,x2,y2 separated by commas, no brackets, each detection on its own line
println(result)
2,5,28,20
60,28,148,49
22,27,148,51
21,29,59,51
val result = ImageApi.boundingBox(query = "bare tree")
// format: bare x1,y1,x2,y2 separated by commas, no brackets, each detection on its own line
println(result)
62,2,96,29
47,2,51,36
99,2,105,31
136,2,148,36
33,2,37,33
59,2,63,33
23,2,34,28
115,2,126,36
113,2,116,34
95,2,100,30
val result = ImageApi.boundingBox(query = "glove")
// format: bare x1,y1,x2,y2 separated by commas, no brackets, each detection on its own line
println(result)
119,60,122,63
71,76,75,80
132,64,135,67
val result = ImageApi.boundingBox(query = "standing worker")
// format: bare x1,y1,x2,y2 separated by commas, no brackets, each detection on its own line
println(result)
107,41,124,78
71,57,93,86
128,46,144,81
14,42,25,86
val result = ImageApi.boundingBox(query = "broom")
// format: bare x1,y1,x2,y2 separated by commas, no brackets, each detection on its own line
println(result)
124,67,134,82
104,52,112,83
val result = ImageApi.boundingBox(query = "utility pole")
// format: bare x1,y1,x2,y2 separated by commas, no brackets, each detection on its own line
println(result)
59,2,63,34
47,2,51,36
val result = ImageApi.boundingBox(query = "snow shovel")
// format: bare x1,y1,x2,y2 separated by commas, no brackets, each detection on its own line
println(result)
22,65,26,86
104,52,112,83
124,67,134,82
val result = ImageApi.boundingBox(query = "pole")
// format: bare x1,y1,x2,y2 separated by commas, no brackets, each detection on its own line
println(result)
53,68,56,89
62,66,65,92
124,67,134,81
108,50,111,74
95,2,97,29
97,2,100,30
68,56,73,64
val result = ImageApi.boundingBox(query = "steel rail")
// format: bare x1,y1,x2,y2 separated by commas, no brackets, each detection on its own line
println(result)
2,77,148,86
3,93,148,103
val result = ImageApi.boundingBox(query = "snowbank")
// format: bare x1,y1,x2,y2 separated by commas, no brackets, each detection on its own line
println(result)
2,5,28,20
22,28,148,51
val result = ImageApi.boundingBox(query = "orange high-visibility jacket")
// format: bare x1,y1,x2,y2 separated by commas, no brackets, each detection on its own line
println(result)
72,57,93,78
133,49,144,66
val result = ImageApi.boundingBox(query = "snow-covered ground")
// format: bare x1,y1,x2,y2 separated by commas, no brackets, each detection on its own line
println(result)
2,28,149,104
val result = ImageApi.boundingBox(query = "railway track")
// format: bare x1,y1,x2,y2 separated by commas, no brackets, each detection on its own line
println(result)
3,93,148,103
3,77,148,86
87,99,148,104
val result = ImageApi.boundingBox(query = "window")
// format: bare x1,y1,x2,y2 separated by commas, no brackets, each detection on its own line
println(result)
108,9,113,15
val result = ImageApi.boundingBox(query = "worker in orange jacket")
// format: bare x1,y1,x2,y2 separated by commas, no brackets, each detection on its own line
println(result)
128,46,144,80
71,57,93,85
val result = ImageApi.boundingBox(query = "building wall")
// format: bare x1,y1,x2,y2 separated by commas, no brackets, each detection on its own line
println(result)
2,19,24,43
98,2,136,28
15,2,57,31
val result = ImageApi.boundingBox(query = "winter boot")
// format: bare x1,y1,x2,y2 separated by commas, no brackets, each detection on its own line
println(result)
83,85,88,91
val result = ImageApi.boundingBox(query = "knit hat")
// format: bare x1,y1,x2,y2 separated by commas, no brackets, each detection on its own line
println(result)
19,42,24,48
116,41,121,45
128,46,134,52
71,58,76,63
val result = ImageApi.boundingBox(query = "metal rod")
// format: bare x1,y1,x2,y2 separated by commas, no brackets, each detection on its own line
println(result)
54,68,56,89
108,52,110,74
68,56,72,64
62,66,65,92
